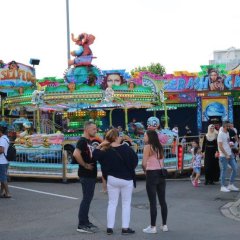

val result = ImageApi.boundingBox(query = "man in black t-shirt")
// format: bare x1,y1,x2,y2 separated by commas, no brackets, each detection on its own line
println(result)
73,121,98,233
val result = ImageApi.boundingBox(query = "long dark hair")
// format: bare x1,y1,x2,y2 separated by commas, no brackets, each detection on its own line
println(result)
146,130,164,159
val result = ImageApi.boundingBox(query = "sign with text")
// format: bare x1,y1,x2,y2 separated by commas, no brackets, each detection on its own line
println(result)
0,60,36,87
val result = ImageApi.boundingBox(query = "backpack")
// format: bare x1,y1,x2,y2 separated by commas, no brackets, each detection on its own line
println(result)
3,138,16,161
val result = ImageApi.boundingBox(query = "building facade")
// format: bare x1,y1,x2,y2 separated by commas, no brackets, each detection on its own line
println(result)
209,47,240,70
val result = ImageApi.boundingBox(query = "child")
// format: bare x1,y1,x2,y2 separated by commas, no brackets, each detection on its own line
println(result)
191,146,202,187
190,140,200,182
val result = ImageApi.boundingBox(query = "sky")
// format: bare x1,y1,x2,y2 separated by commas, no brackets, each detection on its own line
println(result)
1,0,240,79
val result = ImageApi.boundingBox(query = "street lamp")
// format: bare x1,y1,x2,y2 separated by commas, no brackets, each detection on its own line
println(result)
66,0,71,62
29,58,41,131
29,58,40,67
29,58,40,75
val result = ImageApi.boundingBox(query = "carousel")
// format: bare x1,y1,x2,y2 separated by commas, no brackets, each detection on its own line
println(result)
0,33,174,180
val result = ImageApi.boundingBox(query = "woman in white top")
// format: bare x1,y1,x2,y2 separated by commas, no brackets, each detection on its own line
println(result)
0,126,11,198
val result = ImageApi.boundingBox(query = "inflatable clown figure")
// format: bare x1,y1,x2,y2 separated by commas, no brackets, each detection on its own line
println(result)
147,117,177,145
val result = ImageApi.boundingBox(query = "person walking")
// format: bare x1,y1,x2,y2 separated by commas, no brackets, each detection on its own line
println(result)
73,121,98,233
189,140,201,184
217,121,239,192
202,124,219,185
191,146,203,187
93,128,138,235
142,130,168,234
0,126,11,198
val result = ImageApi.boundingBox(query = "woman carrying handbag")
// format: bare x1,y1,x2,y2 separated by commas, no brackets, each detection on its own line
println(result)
142,130,168,234
93,128,138,235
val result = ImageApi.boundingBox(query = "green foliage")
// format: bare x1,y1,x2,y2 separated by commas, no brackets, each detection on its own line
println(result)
131,63,166,76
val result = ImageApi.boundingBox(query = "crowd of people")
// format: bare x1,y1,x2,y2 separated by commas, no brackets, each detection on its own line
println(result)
1,119,239,235
190,121,239,192
73,121,168,235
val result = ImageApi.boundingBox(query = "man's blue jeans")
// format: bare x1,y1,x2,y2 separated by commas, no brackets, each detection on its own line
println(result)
78,177,96,225
219,155,238,187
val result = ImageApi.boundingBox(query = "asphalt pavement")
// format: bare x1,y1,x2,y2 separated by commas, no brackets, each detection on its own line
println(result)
0,176,240,240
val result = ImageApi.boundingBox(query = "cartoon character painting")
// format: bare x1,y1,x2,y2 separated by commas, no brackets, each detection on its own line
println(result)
64,32,101,85
208,69,225,91
68,33,95,66
102,73,124,89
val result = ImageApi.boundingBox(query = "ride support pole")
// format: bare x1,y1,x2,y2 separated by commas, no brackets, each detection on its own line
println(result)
1,101,5,121
36,105,41,133
164,102,169,129
109,109,113,127
124,108,129,131
52,112,56,133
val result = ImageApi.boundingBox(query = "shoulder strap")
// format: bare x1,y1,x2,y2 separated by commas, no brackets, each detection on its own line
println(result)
150,145,163,168
3,137,10,144
110,147,124,161
1,136,9,157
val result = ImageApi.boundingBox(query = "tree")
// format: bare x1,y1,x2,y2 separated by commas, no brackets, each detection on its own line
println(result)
131,62,166,76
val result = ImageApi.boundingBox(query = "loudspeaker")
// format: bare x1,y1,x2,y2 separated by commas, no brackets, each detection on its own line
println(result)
29,58,40,66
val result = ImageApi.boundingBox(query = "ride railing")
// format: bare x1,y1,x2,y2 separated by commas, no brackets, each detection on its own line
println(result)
8,147,79,182
132,136,199,174
8,135,202,180
180,136,205,167
41,119,67,134
133,140,179,173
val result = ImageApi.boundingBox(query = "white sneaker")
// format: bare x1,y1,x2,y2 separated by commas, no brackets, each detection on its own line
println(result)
198,179,201,184
160,225,168,232
143,226,157,234
190,175,193,181
227,184,239,191
220,186,230,192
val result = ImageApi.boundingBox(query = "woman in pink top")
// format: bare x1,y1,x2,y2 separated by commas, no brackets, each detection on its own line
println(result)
142,130,168,234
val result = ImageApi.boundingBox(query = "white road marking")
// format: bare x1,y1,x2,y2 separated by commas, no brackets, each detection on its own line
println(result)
9,185,79,200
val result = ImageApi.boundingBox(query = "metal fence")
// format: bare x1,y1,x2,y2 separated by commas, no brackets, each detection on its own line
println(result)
134,139,178,174
132,137,194,175
180,136,205,169
8,136,202,180
8,147,79,182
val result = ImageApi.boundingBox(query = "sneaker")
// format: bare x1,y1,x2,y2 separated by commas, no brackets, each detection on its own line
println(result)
192,180,198,187
198,179,201,184
160,225,168,232
107,228,113,235
122,228,135,235
77,225,95,233
86,222,98,230
143,226,157,234
190,175,193,181
220,186,230,192
227,184,239,191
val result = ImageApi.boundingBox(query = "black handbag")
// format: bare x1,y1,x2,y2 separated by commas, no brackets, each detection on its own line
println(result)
159,168,168,178
157,159,168,179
